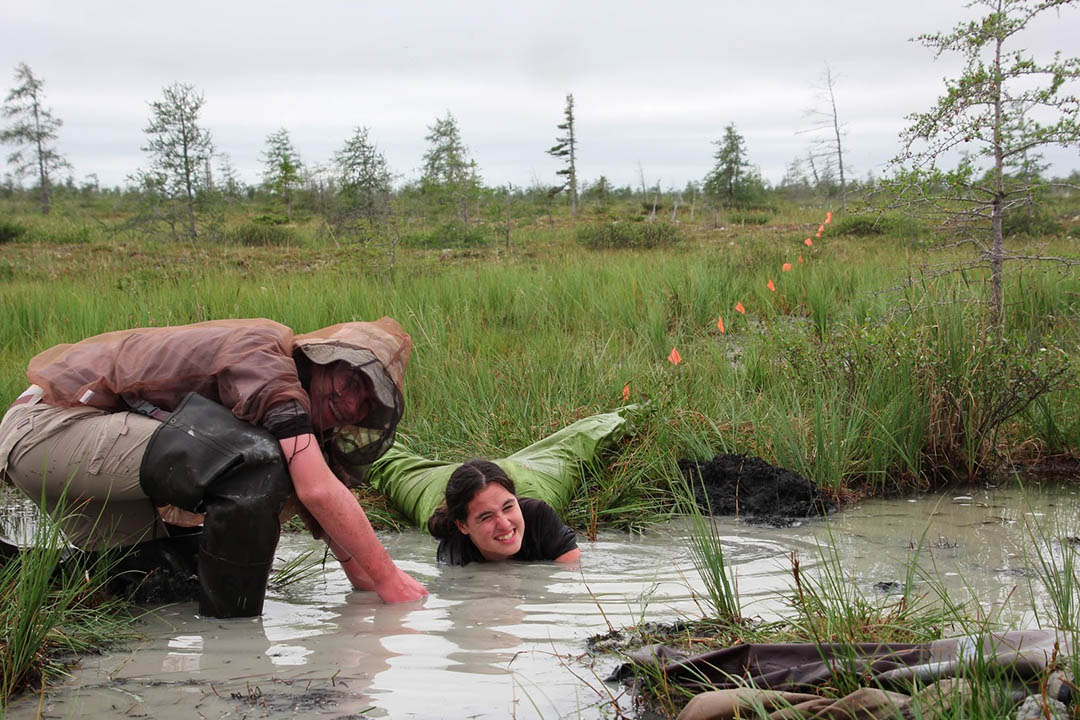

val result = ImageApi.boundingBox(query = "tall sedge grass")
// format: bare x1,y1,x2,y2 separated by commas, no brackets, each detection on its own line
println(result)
672,468,741,623
0,491,134,710
2,226,1077,522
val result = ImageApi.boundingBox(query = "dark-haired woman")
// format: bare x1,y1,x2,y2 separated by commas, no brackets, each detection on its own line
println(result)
427,459,581,566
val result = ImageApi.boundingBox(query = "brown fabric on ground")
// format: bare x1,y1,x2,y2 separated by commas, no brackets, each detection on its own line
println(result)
676,680,973,720
619,631,1068,696
623,632,1071,720
618,641,926,694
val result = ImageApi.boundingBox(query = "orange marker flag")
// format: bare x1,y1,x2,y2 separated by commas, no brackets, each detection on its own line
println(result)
782,262,792,272
735,301,746,314
668,347,682,365
818,225,825,234
767,279,776,292
805,238,813,246
717,315,725,333
622,384,630,402
798,255,804,263
825,211,833,224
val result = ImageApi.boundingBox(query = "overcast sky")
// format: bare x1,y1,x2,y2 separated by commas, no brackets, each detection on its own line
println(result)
3,0,1079,191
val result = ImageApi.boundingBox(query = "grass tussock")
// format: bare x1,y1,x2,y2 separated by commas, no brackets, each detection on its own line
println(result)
0,494,135,710
574,220,685,249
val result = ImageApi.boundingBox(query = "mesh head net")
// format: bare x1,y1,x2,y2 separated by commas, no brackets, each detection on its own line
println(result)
320,354,403,487
293,318,411,488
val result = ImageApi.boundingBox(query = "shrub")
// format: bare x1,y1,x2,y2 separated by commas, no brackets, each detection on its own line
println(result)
26,222,94,244
1002,205,1065,237
0,218,27,243
575,221,684,250
400,221,492,249
725,211,770,225
224,222,297,246
250,214,289,226
52,225,94,244
830,213,923,241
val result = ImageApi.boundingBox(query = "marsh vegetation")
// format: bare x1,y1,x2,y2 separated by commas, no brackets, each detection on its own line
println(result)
1,183,1079,714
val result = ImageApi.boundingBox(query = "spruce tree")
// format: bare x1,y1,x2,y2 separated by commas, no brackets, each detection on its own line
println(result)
1,63,70,214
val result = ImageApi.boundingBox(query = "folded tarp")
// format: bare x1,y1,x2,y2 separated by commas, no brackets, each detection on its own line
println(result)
612,630,1074,720
367,407,635,529
615,630,1071,694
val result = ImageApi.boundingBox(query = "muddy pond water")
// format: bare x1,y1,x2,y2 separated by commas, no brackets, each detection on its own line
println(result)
6,483,1080,719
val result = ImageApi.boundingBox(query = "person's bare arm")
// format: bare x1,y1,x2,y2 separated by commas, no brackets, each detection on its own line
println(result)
327,535,376,590
554,547,581,563
280,434,426,603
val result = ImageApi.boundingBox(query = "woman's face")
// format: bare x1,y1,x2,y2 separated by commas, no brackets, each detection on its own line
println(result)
455,482,525,562
310,362,370,431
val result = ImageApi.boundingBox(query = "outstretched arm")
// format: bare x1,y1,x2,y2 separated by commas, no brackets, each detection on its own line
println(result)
280,434,427,603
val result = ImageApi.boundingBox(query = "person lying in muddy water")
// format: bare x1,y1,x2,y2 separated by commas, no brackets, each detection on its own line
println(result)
0,318,427,618
427,459,581,565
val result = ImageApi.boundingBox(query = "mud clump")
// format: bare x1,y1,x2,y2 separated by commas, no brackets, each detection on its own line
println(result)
678,453,833,526
119,566,201,604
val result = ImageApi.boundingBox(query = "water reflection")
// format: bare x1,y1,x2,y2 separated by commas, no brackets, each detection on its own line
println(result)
6,485,1080,719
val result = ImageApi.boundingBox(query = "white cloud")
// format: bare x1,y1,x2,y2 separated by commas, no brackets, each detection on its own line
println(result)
3,0,1078,188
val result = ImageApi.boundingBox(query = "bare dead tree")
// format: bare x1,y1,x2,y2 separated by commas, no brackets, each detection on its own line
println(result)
504,182,512,251
798,63,847,213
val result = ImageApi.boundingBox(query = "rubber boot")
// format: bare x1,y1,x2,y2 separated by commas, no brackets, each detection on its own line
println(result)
140,392,292,618
197,550,275,617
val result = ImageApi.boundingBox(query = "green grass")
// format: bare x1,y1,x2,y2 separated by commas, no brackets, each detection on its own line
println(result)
2,203,1077,521
0,493,135,710
1,188,1078,714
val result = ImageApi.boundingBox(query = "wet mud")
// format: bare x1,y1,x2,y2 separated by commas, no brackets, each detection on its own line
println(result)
679,453,833,525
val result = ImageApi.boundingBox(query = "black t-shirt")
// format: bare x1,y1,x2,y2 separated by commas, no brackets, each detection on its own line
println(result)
435,497,578,566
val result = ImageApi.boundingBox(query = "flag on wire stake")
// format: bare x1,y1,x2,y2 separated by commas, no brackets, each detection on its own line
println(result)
622,384,630,402
805,238,813,246
735,302,746,314
767,279,776,292
668,347,682,365
782,263,792,272
717,315,725,333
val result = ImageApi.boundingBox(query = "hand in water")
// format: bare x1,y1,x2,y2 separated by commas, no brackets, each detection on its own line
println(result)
375,567,428,603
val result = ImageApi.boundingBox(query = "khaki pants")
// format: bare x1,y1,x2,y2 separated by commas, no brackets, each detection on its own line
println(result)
0,396,165,550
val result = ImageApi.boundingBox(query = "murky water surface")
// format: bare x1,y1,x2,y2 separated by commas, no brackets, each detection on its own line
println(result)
5,484,1080,719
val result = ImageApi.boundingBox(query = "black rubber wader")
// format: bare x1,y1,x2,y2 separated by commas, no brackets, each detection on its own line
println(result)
139,393,293,618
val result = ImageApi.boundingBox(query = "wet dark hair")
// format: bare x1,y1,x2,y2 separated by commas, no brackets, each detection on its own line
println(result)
427,459,516,539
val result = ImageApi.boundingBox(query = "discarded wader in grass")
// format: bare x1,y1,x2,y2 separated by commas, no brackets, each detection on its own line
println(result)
368,407,635,527
139,393,292,618
612,630,1074,720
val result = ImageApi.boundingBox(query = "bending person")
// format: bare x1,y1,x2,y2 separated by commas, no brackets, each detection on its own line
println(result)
427,459,580,566
0,318,426,617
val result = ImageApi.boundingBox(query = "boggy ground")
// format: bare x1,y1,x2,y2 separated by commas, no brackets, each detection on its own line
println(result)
679,453,835,525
